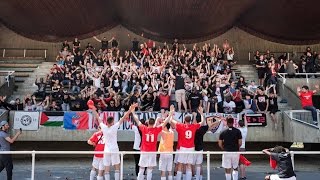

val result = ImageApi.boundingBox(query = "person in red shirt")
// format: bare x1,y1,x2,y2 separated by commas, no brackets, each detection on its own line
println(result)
297,85,319,125
132,105,175,180
87,126,105,180
170,107,205,180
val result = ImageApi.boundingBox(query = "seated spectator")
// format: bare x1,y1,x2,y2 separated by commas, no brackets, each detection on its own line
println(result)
12,98,24,111
24,98,36,111
223,96,236,114
49,100,61,111
297,85,319,125
242,94,255,114
232,88,245,113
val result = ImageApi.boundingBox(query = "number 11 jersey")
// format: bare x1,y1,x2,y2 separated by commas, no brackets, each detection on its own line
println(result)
139,124,162,152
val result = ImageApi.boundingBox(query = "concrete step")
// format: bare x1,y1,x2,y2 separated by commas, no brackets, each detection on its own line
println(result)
14,77,28,83
0,59,44,64
13,72,30,77
0,67,35,73
0,64,39,68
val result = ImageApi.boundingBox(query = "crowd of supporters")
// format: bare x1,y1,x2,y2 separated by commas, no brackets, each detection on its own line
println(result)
5,36,320,123
253,48,320,86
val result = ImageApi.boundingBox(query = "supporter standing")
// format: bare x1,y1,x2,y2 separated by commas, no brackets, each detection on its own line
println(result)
87,126,105,180
262,146,296,180
297,85,319,125
0,121,22,180
169,68,188,112
218,117,242,180
256,55,267,86
255,86,269,114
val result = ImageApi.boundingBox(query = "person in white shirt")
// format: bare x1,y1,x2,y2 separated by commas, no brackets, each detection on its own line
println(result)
92,103,137,180
223,97,236,114
238,116,248,180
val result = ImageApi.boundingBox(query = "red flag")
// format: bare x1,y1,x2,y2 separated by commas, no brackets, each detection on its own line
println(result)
239,155,251,166
270,157,277,169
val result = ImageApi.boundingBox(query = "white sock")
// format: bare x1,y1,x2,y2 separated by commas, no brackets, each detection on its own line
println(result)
183,174,186,180
147,169,153,180
97,175,104,180
176,171,182,180
168,175,173,180
186,170,192,180
196,167,201,180
232,170,238,180
114,170,120,180
225,173,231,180
90,170,96,180
137,168,145,180
200,175,202,180
104,173,110,180
161,177,166,180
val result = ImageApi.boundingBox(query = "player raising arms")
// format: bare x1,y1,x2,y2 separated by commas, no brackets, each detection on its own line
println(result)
158,105,176,180
170,106,206,180
92,103,137,180
132,105,174,180
87,126,105,180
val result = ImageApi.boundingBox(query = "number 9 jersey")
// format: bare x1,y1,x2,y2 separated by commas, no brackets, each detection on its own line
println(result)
175,123,201,148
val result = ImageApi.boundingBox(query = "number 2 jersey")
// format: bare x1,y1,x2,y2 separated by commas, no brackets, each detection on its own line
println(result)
139,124,163,152
175,123,201,148
89,131,105,158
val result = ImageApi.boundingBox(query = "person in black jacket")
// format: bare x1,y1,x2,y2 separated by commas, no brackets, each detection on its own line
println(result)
263,146,296,180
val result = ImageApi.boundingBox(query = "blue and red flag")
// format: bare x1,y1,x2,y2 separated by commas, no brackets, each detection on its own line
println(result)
63,112,89,130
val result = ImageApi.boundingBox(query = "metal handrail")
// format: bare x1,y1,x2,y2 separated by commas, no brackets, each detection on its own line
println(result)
278,73,320,84
284,110,320,128
0,70,15,87
248,51,290,61
0,150,319,180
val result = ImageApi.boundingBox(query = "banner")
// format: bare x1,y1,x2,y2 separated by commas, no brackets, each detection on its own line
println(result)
241,113,267,127
13,111,39,130
40,111,64,126
63,112,89,130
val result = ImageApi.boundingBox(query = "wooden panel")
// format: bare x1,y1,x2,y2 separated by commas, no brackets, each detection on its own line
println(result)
1,24,320,64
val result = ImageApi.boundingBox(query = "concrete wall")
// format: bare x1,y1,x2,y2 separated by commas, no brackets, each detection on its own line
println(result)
0,75,15,98
2,24,320,63
283,111,320,143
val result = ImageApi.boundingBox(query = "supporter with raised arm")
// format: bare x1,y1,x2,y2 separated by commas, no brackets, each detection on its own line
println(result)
297,85,319,125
